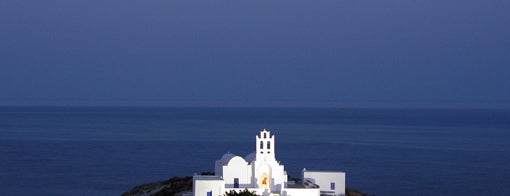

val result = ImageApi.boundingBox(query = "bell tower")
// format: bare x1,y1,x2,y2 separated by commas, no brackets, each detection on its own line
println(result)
256,129,275,161
252,129,287,191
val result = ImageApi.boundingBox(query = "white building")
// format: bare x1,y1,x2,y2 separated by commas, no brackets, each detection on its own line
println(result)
193,129,346,196
303,170,346,196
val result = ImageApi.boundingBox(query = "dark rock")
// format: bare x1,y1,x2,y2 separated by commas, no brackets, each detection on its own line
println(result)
121,176,192,196
346,188,370,196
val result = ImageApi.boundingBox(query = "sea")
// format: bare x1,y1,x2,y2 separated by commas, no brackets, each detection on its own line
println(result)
1,106,509,196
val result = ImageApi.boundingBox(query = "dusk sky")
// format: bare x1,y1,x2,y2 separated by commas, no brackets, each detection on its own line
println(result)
1,0,509,107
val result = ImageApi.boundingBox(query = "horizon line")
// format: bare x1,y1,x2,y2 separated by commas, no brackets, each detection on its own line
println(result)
1,101,510,109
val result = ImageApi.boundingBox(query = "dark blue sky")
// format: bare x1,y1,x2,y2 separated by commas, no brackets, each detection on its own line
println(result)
1,0,509,107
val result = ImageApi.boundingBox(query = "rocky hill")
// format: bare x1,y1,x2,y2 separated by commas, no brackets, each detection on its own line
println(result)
122,173,369,196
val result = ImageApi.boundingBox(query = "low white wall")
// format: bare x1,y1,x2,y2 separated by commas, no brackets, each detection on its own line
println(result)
282,188,320,196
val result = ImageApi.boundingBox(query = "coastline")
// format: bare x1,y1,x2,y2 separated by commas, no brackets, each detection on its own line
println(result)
121,173,369,196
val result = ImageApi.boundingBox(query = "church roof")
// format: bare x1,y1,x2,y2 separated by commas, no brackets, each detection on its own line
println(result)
193,175,222,181
218,153,236,165
217,152,251,166
244,152,255,163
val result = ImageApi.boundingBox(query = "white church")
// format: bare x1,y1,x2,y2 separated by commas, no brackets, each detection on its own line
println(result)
193,129,346,196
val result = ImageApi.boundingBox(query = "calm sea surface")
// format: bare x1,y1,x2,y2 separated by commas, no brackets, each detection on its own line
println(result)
1,107,509,195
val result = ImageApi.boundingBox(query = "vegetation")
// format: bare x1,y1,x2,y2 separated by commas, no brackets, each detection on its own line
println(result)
346,188,369,196
224,189,257,196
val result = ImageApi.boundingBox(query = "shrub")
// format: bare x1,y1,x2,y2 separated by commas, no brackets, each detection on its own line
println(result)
224,189,257,196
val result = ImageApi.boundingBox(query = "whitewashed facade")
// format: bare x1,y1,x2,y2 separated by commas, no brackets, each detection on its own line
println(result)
303,170,346,196
193,129,346,196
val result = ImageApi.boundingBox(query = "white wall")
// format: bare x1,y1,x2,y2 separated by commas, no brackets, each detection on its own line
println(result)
222,156,251,188
193,176,225,196
269,164,287,191
282,188,320,196
214,161,223,177
303,171,345,196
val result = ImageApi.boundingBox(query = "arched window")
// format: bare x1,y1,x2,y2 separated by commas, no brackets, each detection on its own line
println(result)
260,141,264,149
264,133,267,138
267,141,271,149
